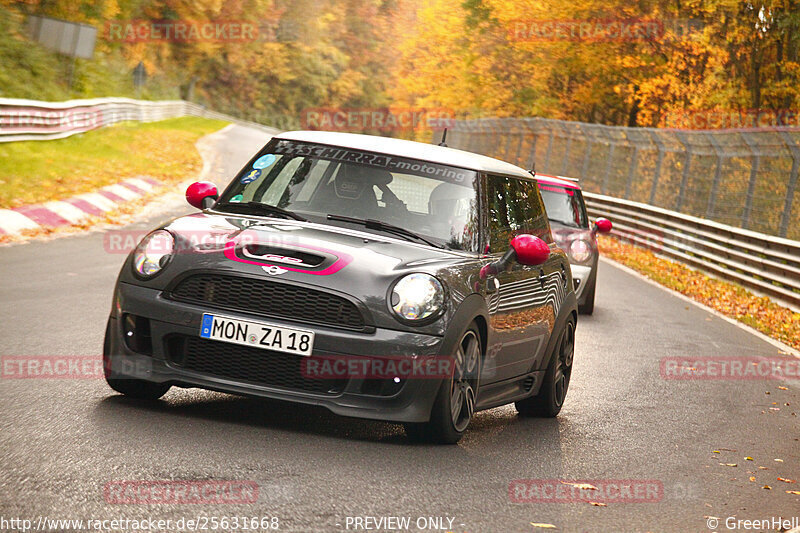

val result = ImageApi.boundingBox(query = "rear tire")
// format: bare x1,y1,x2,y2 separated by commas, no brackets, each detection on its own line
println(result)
404,325,481,444
516,316,575,418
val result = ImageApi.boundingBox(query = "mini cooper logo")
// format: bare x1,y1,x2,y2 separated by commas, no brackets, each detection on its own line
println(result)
262,265,288,275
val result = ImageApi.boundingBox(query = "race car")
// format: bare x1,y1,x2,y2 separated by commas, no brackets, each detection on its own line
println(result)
535,174,611,314
104,131,578,443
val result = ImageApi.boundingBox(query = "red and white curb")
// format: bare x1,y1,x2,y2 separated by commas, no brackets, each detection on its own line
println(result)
0,177,161,235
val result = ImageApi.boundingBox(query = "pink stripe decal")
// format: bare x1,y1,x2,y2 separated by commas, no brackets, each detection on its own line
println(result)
13,206,70,227
223,240,352,276
535,176,580,189
97,190,126,203
63,197,105,216
119,181,145,194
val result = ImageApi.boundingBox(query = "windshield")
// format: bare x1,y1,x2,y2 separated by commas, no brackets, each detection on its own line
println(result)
538,184,588,228
216,140,481,251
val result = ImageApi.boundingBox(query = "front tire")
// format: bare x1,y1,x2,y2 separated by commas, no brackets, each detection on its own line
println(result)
516,316,575,417
105,376,171,400
405,326,481,444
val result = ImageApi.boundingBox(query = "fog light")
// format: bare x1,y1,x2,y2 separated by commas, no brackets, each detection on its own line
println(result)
122,314,153,355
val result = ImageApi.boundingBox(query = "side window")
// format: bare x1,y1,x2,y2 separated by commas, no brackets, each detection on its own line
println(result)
486,174,552,252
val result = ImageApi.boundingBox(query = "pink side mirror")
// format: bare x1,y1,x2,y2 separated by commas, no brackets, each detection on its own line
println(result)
594,218,613,233
479,234,551,280
511,234,550,266
186,181,218,210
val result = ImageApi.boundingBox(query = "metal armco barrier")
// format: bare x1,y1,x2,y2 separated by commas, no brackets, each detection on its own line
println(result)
584,192,800,312
0,97,278,142
447,117,800,240
444,118,800,311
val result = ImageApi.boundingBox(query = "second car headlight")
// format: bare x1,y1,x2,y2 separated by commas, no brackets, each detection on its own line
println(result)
569,239,592,263
133,230,175,278
390,273,444,321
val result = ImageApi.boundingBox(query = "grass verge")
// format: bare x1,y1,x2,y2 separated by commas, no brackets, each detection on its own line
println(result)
0,117,228,209
598,235,800,352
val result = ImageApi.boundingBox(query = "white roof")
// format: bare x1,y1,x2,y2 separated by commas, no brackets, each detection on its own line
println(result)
274,131,532,179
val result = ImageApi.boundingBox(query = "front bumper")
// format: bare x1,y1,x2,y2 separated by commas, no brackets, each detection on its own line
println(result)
569,264,593,301
105,282,445,423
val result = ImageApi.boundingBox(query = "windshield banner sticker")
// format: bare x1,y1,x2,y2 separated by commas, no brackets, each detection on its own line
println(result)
271,140,473,184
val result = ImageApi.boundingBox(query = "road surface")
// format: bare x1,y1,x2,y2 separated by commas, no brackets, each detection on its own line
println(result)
0,125,798,533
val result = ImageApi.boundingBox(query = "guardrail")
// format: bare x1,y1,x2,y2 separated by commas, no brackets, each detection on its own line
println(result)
584,191,800,312
447,117,800,240
0,97,278,142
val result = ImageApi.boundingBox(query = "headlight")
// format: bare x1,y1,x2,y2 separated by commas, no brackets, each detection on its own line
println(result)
133,230,174,278
569,239,592,263
390,273,444,321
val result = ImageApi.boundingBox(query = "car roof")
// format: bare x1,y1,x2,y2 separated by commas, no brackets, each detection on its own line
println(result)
534,173,582,190
274,130,533,179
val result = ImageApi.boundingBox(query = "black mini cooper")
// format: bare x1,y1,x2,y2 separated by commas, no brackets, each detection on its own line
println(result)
104,131,578,443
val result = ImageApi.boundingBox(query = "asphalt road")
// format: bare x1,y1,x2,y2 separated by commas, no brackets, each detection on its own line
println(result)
1,125,798,533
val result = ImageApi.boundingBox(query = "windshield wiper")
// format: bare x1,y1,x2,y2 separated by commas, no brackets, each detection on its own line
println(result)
327,214,444,249
215,201,307,221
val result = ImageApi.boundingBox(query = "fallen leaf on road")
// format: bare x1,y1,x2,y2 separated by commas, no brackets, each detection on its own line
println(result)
786,491,800,495
759,467,769,470
560,482,597,490
777,478,796,483
712,450,721,454
749,476,756,482
530,523,557,529
778,386,788,390
745,457,754,461
589,502,607,507
775,459,784,462
763,485,772,490
720,463,738,467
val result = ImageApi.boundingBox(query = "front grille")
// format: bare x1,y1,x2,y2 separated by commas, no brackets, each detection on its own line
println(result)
166,336,346,395
169,274,365,330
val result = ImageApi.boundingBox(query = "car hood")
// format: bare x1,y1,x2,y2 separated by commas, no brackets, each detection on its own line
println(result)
548,221,594,248
119,212,481,334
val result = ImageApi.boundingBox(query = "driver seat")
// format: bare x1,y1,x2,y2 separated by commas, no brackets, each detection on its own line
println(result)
311,164,391,219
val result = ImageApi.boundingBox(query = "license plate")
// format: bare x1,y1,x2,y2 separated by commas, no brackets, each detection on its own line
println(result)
199,313,314,356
